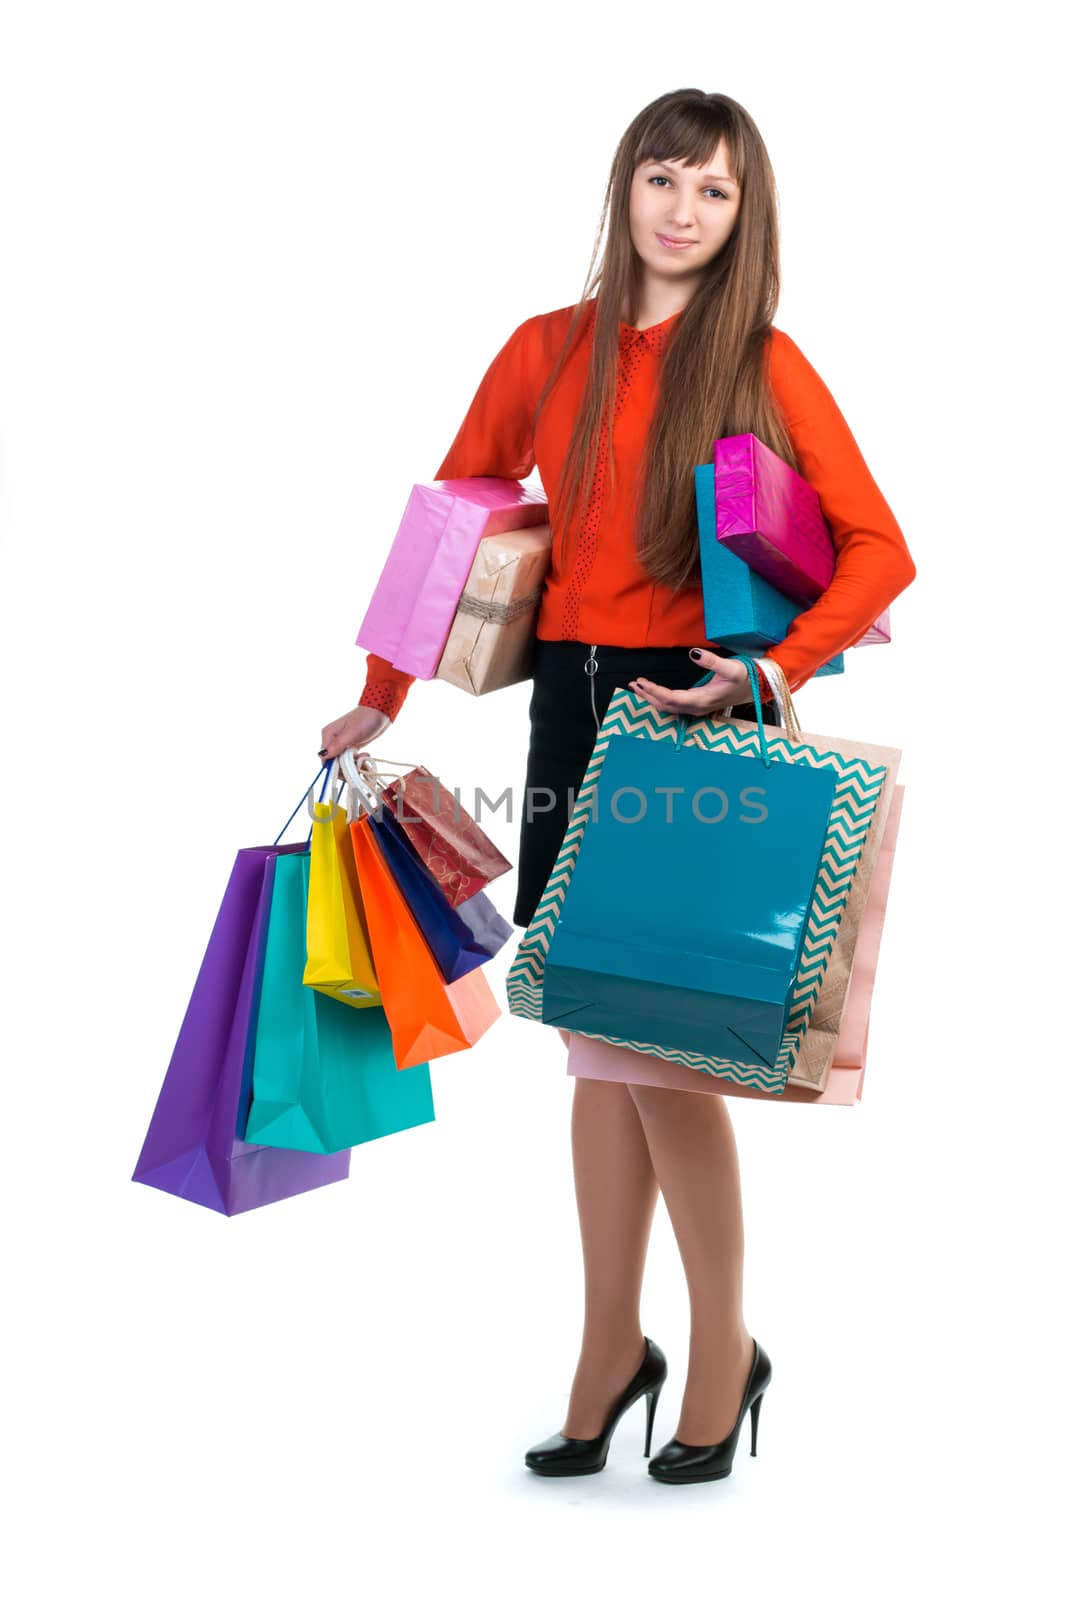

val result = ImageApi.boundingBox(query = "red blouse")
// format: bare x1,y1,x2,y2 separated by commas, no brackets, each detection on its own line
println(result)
359,300,916,719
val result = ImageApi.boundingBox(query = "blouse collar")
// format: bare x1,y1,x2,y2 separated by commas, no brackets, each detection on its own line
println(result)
617,306,685,353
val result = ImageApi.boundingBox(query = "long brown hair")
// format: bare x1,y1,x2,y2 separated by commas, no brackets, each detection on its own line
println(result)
531,88,798,594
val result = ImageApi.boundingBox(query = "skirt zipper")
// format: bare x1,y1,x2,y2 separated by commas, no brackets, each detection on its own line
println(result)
583,643,600,734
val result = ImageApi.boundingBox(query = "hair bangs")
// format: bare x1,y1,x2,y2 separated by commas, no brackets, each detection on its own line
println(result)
635,99,744,187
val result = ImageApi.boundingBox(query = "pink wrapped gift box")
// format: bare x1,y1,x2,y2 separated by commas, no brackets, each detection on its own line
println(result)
856,610,891,646
356,476,549,679
713,433,890,648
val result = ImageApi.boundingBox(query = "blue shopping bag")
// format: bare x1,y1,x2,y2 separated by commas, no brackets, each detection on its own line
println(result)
368,806,512,981
243,850,436,1155
541,677,838,1068
695,462,844,675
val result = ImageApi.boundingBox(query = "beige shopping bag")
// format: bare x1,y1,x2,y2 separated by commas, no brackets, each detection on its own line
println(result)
751,660,902,1089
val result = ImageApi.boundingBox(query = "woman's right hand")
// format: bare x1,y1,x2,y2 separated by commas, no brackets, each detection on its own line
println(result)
318,705,392,763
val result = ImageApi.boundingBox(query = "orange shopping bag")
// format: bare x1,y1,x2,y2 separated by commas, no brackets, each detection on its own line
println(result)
348,812,500,1068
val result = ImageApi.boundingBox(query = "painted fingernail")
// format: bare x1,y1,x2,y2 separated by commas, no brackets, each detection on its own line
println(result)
689,649,703,661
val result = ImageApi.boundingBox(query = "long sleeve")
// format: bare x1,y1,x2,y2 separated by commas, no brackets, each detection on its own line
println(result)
358,652,416,720
357,317,539,721
760,329,917,694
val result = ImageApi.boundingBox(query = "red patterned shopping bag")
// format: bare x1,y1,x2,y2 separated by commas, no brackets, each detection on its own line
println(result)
358,757,511,909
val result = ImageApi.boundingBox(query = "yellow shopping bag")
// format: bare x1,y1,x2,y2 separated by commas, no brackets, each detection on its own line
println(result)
304,796,382,1009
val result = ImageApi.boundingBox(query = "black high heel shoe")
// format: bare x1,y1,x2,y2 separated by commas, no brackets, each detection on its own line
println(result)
648,1337,771,1484
524,1336,668,1477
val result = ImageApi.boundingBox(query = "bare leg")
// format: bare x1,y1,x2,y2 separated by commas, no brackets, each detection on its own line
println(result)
558,1030,659,1439
626,1081,754,1446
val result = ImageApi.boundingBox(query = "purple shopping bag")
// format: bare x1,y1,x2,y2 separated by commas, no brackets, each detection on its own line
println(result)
132,842,350,1215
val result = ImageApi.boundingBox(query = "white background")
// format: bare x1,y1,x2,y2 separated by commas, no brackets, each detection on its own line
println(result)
1,2,1062,1596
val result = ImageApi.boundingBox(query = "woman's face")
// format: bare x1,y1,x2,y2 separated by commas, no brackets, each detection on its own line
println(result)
628,144,742,285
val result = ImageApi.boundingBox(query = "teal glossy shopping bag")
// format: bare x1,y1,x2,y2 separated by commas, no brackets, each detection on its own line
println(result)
244,851,435,1155
540,668,838,1071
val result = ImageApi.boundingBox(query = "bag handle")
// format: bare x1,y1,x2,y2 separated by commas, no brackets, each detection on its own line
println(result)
674,655,772,767
752,656,803,741
352,750,458,823
303,757,348,824
351,750,389,801
273,763,333,847
357,754,421,777
671,653,802,757
339,747,385,819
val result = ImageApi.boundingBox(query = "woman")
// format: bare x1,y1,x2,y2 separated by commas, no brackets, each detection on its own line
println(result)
319,89,916,1484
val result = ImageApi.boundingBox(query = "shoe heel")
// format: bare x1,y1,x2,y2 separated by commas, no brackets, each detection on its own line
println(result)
749,1390,764,1457
644,1381,664,1457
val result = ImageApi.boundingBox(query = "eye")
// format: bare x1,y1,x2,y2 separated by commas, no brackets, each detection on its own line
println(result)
647,175,728,200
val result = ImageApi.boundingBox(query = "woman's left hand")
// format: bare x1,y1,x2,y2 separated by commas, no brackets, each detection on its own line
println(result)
629,648,756,717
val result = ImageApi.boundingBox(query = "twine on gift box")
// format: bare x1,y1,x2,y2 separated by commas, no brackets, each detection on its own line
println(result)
454,590,541,624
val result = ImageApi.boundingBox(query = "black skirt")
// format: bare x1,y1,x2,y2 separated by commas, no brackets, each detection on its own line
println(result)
512,639,782,928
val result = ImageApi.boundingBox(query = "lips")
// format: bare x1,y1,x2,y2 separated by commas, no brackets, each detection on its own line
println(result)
656,233,696,249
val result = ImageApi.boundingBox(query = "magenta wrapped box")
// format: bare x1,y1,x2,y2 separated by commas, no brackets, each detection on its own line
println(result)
714,434,889,647
356,477,549,679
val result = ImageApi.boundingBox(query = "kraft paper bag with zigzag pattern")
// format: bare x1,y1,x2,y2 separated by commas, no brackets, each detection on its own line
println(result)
506,676,899,1095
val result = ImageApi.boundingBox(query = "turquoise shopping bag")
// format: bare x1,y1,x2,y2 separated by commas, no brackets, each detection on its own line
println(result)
244,851,435,1155
540,667,838,1070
